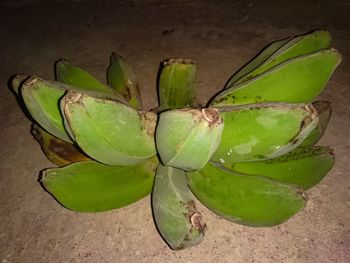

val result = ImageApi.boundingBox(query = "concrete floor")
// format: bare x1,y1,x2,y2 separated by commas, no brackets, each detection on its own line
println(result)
0,1,349,262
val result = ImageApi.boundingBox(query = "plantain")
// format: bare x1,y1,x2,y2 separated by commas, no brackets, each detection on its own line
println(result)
211,103,318,163
41,157,158,212
152,164,206,250
187,162,307,226
61,91,157,166
156,107,224,171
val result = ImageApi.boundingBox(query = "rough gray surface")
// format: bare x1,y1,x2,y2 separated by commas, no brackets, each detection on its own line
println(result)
0,1,349,262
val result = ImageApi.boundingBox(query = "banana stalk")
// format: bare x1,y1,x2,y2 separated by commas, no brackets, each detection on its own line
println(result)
41,157,158,212
211,49,341,106
187,162,307,226
156,108,224,171
211,103,318,163
107,53,142,109
152,164,206,250
61,91,157,166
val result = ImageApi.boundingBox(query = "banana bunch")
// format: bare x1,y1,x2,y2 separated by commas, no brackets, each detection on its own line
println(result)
11,29,340,249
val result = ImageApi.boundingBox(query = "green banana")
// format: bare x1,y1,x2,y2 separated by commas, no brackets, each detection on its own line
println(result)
31,123,91,166
61,91,157,166
211,103,318,163
156,108,224,171
224,146,334,190
41,157,158,212
300,101,332,147
152,164,206,250
225,30,331,88
156,59,197,111
107,53,142,109
187,162,306,226
211,49,341,106
11,74,29,94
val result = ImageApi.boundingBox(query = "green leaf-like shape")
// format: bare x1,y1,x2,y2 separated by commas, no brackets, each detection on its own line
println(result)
187,162,306,226
211,49,341,106
41,157,158,212
225,146,334,190
211,103,318,163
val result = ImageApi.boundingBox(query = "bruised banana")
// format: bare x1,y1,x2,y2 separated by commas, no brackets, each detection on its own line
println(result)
156,59,197,112
41,157,158,212
211,49,341,106
107,53,142,109
224,146,334,190
156,108,224,171
226,30,331,87
187,162,306,226
211,103,318,163
61,91,157,166
300,101,332,147
31,123,90,166
152,164,206,250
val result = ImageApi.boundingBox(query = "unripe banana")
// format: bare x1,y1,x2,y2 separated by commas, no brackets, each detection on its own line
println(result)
156,108,224,171
211,103,319,163
41,157,158,212
211,49,341,106
225,30,331,88
152,164,206,250
156,58,197,111
11,74,29,94
31,123,90,166
224,146,334,190
187,162,307,226
107,53,142,109
61,91,157,166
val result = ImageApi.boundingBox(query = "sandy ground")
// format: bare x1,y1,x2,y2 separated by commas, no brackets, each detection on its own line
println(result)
0,1,349,262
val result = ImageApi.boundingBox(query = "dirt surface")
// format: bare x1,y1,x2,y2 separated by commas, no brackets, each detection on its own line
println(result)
1,1,349,262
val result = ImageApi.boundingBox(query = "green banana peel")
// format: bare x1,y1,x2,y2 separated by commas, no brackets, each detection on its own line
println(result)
41,157,158,212
226,30,331,88
156,108,224,171
211,103,318,163
11,74,29,94
211,49,341,106
156,59,197,111
152,164,206,250
187,162,307,226
61,91,157,166
31,123,91,166
224,146,334,190
107,53,142,109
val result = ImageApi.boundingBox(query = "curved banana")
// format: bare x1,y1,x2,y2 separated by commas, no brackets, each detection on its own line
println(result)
211,103,318,163
31,123,90,166
152,164,206,250
187,162,306,226
225,30,331,88
61,91,157,166
225,146,334,190
211,49,341,106
11,74,29,94
107,53,142,109
156,108,224,171
41,157,158,212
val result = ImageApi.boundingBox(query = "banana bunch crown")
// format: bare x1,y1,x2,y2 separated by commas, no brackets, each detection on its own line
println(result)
11,29,340,250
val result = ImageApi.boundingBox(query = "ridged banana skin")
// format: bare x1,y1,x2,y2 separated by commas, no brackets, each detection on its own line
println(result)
61,91,157,166
211,103,318,163
152,164,206,250
156,108,224,171
157,59,197,111
211,49,341,106
11,74,29,94
107,53,142,109
41,157,158,212
226,30,331,88
31,123,91,166
21,77,72,142
187,162,307,227
300,101,332,147
225,146,334,190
